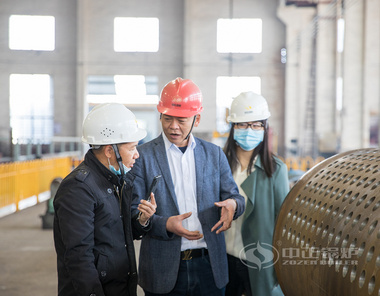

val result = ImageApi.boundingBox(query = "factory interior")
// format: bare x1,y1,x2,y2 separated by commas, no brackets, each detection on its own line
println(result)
0,1,379,295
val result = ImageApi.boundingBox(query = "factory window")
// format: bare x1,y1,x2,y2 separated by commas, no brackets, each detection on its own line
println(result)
114,17,159,52
87,75,159,105
217,18,262,53
216,76,261,133
9,15,55,51
337,18,345,53
9,74,54,144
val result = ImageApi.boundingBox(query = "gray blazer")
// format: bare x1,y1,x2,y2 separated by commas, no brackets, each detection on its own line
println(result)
131,134,245,294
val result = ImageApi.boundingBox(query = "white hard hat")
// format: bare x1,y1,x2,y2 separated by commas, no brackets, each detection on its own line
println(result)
82,103,147,145
227,91,271,123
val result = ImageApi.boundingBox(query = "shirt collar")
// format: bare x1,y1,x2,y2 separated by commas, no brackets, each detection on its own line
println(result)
162,132,197,152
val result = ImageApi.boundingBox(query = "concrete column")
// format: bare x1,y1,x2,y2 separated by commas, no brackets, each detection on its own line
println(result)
315,3,338,155
341,0,364,151
183,0,230,136
277,5,316,157
76,0,88,148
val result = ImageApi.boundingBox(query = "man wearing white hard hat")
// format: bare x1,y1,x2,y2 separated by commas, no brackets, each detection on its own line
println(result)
54,103,156,296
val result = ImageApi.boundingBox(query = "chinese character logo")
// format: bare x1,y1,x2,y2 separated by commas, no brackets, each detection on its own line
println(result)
240,241,279,270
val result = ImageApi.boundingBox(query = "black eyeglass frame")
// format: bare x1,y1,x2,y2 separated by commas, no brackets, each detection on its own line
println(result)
234,122,265,130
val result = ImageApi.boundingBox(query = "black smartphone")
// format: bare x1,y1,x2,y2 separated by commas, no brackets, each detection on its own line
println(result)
146,175,161,202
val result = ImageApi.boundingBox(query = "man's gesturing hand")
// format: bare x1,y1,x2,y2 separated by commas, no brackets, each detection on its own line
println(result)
211,199,237,234
166,212,204,240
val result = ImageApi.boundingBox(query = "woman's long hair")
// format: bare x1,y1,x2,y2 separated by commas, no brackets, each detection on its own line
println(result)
223,120,276,178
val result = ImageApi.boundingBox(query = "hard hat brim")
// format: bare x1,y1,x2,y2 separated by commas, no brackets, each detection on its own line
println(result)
227,112,271,123
157,105,203,118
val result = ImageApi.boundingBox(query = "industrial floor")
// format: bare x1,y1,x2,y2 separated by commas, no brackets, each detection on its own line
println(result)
0,202,144,296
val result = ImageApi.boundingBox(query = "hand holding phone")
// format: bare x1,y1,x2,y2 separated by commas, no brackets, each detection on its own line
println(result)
146,175,161,202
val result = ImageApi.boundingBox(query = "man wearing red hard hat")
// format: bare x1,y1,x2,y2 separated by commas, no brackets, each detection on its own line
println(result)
131,78,245,295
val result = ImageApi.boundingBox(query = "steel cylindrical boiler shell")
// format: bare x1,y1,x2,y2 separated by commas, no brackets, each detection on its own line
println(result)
273,149,380,296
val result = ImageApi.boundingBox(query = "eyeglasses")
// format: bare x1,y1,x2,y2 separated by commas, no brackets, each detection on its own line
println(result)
235,122,264,130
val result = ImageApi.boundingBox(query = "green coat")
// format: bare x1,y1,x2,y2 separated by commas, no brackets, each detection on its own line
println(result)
240,155,289,296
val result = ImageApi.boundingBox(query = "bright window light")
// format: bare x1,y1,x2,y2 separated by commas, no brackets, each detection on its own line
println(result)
87,75,159,105
217,18,262,53
337,18,345,53
114,17,159,52
216,76,261,133
9,15,55,51
10,74,54,144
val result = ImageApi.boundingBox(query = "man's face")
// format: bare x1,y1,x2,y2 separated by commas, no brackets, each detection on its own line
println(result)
117,141,139,169
160,114,200,147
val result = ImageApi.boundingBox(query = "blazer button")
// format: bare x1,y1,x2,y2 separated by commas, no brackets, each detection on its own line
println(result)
100,271,107,277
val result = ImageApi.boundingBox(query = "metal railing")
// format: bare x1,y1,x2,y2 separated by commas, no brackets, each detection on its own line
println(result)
279,155,325,171
0,137,83,163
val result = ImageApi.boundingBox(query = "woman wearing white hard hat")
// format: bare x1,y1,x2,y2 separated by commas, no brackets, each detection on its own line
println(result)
54,103,156,296
223,92,289,296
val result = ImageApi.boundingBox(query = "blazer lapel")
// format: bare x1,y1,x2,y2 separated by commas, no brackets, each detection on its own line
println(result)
153,135,180,211
194,138,205,206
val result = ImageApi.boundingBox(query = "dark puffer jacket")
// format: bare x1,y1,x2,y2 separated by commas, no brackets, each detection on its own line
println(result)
54,150,149,296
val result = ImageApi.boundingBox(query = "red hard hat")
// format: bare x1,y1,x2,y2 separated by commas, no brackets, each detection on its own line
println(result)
157,77,203,117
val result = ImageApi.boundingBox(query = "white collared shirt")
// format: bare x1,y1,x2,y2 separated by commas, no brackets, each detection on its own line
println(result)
162,132,207,251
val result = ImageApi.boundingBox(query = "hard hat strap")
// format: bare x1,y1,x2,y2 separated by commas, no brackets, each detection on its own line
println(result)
184,115,197,141
112,144,125,175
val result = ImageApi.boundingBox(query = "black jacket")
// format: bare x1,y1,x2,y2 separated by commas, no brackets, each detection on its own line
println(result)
54,150,149,296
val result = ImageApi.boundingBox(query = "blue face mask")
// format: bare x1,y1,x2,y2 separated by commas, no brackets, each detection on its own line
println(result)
108,159,131,175
233,129,264,151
